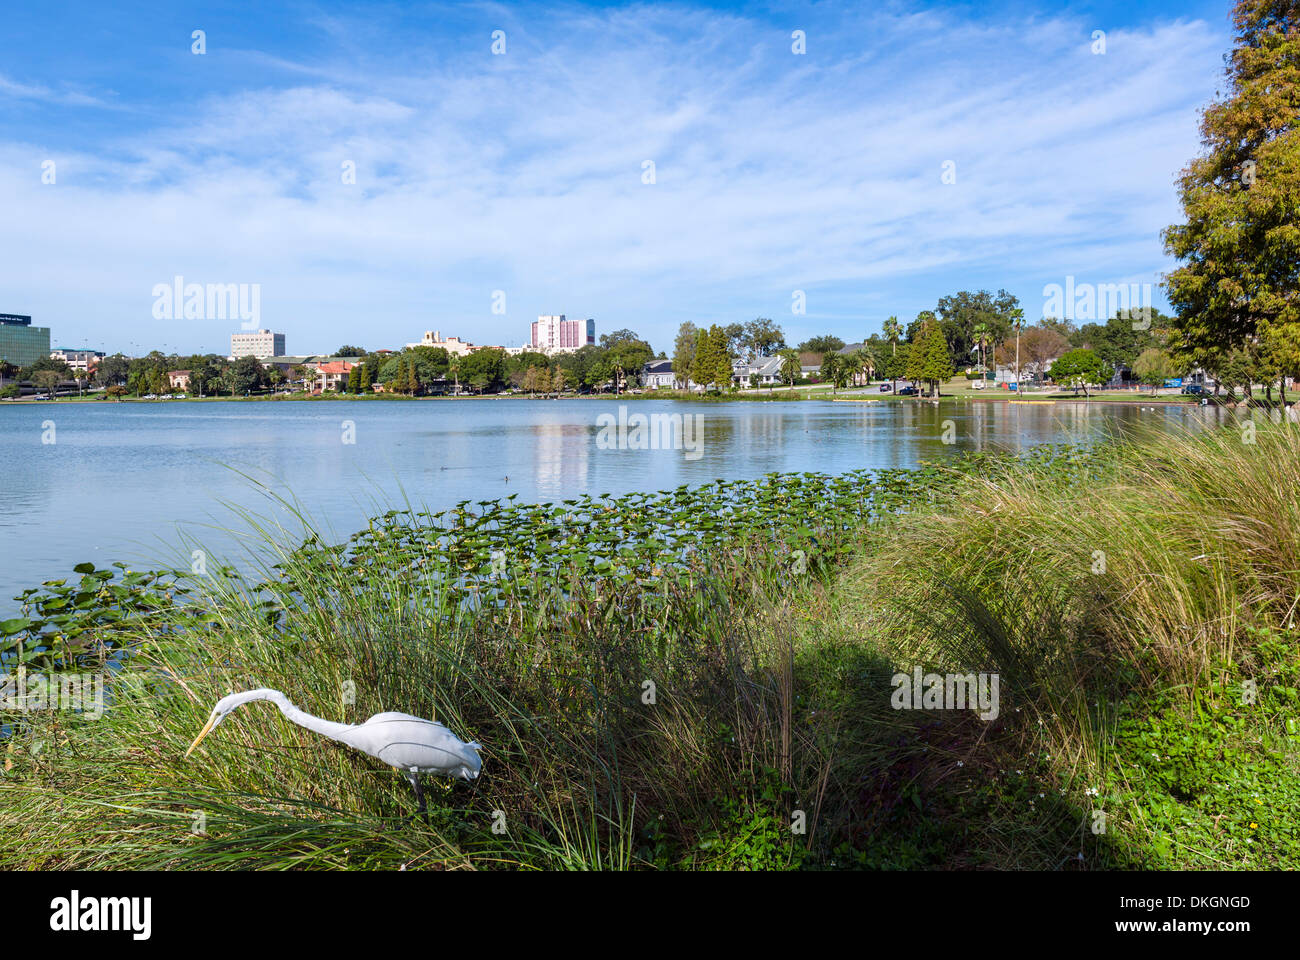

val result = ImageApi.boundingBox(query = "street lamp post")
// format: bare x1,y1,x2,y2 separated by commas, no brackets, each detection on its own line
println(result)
1011,308,1024,393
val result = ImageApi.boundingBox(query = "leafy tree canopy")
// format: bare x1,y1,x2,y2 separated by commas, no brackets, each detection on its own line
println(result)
1048,348,1113,396
1163,0,1300,389
797,335,845,354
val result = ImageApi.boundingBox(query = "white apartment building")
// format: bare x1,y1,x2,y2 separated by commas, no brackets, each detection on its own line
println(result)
531,315,595,354
230,329,285,359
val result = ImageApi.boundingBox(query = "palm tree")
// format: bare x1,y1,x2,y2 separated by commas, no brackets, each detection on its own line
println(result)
1010,307,1024,392
820,352,843,395
883,316,902,356
448,355,461,395
859,348,876,385
779,349,800,390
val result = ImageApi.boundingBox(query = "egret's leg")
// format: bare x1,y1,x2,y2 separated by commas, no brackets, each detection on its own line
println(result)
412,775,429,823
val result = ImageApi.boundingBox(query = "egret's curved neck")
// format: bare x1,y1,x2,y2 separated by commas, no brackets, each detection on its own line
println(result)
229,689,355,744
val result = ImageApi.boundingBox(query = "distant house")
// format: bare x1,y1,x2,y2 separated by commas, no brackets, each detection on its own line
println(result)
731,355,783,387
642,359,677,389
799,351,824,378
167,370,191,390
315,361,355,393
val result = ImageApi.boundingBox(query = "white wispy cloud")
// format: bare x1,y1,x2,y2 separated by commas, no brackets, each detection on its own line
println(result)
0,72,113,108
0,5,1225,354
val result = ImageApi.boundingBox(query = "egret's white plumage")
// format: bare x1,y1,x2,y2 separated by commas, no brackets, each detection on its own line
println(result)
184,688,482,819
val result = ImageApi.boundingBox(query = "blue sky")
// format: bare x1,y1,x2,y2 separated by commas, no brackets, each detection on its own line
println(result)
0,1,1232,357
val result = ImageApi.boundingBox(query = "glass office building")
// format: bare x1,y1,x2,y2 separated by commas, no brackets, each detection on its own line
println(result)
0,314,52,369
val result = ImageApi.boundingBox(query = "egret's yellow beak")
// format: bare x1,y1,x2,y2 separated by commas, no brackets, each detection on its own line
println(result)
185,716,217,758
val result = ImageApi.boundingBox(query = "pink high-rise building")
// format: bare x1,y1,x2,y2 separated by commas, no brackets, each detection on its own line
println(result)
530,315,595,354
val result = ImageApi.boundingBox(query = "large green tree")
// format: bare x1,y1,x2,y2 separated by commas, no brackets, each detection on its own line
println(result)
603,333,655,391
743,318,786,358
690,325,734,390
884,343,910,393
797,334,845,354
906,321,955,396
1132,348,1176,395
819,352,845,394
93,354,130,387
225,355,268,395
1163,0,1300,403
459,348,507,393
672,322,698,389
934,290,1020,366
1048,348,1112,397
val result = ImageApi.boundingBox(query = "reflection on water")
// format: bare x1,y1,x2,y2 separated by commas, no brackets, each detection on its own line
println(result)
0,396,1231,609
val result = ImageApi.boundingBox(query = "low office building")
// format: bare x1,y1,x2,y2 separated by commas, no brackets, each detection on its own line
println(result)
0,314,51,369
50,348,105,373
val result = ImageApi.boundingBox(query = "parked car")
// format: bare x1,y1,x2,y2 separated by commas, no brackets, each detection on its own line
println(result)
898,385,917,396
878,383,892,392
1181,384,1206,395
970,379,986,390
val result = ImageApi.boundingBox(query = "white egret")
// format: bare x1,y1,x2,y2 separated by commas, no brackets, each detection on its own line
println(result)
185,688,482,820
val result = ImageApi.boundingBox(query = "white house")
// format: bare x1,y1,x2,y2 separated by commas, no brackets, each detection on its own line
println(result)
732,355,783,387
642,359,678,389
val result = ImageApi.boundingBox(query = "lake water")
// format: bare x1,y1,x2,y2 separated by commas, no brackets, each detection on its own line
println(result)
0,396,1224,610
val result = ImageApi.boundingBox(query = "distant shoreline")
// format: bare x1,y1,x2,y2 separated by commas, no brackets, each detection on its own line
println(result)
0,389,1262,409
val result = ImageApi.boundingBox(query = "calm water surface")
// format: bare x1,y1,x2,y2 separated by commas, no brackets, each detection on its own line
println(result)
0,397,1224,610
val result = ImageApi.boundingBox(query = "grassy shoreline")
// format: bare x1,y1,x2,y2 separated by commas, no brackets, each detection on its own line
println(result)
2,423,1297,869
